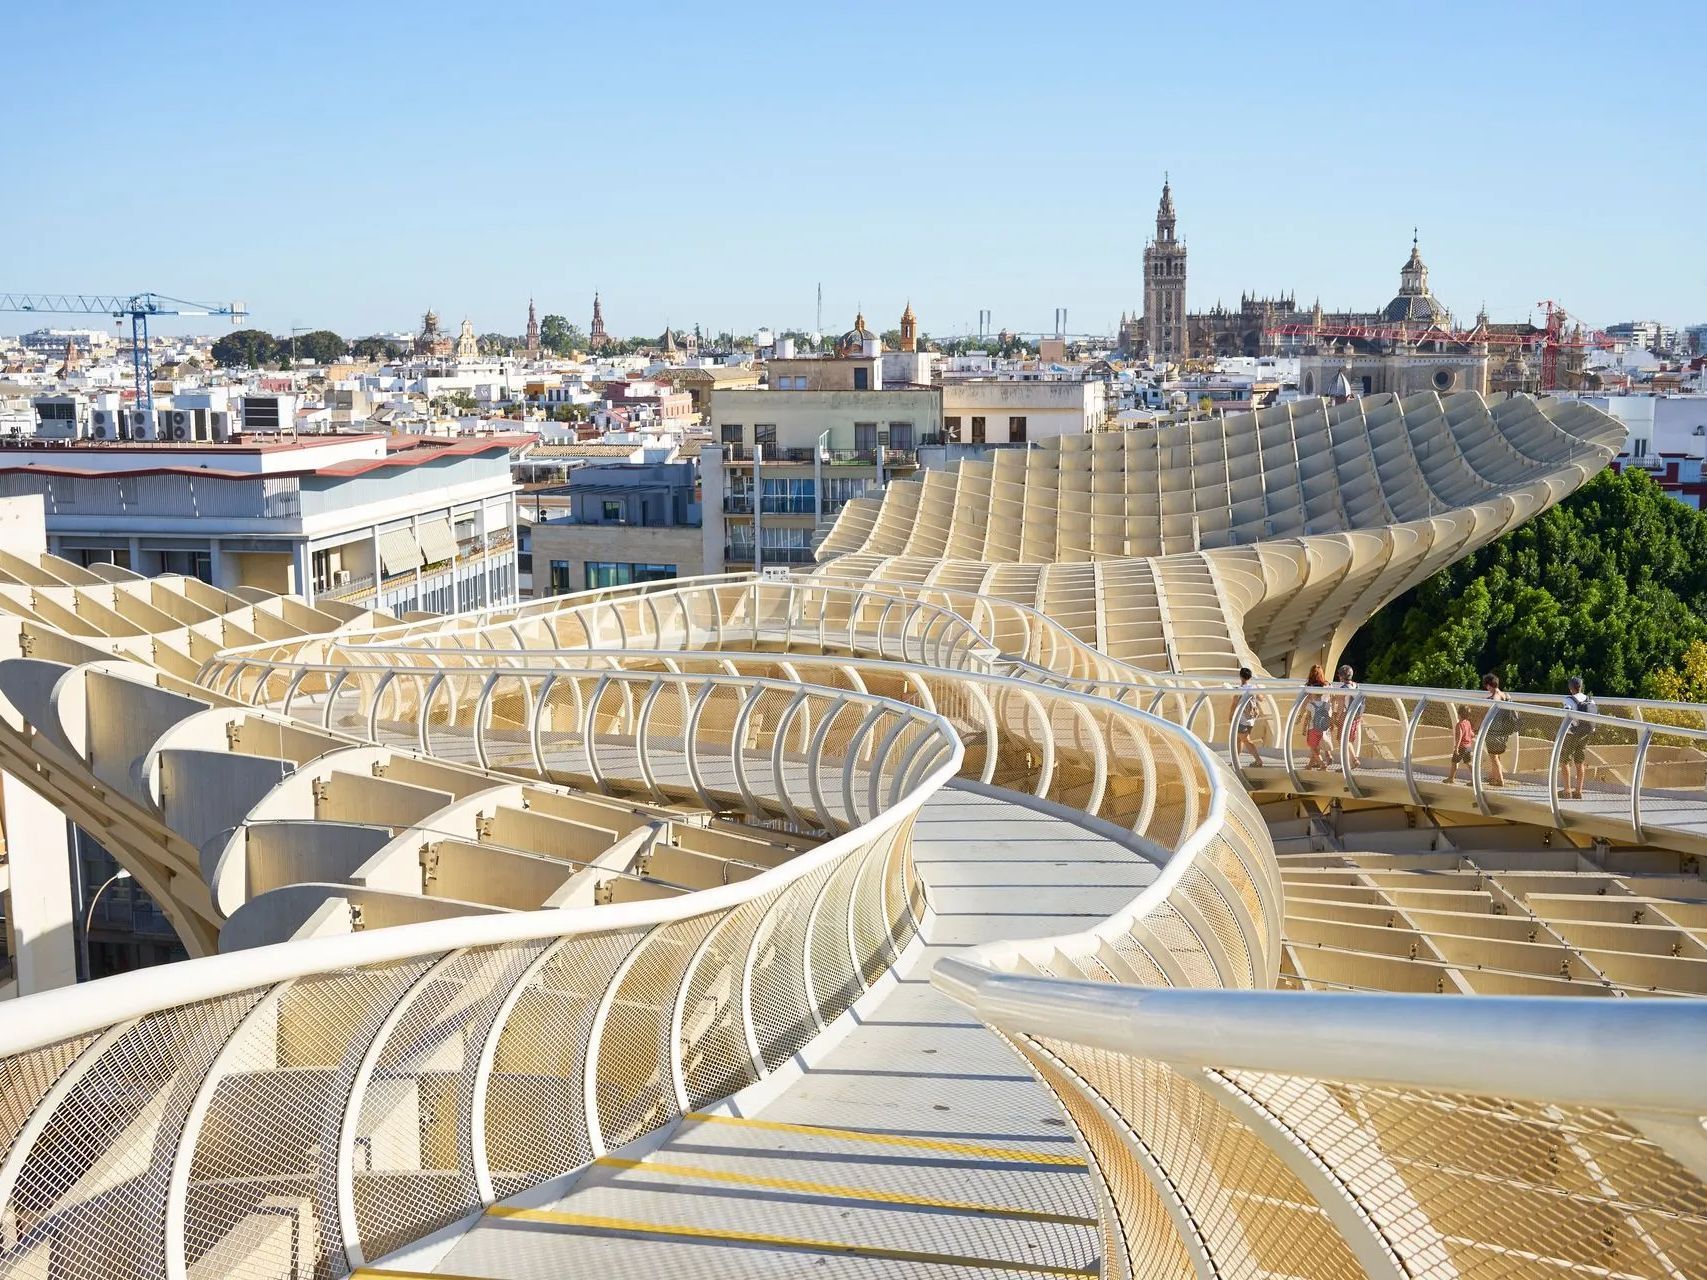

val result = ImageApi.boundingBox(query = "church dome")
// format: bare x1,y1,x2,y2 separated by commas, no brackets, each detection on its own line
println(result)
1382,232,1450,325
836,312,878,356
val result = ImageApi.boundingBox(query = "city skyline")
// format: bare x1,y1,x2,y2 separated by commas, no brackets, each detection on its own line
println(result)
6,1,1701,338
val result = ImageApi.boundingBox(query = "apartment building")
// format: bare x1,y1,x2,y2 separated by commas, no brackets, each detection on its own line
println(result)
529,460,705,595
0,432,524,615
702,350,939,570
940,378,1108,444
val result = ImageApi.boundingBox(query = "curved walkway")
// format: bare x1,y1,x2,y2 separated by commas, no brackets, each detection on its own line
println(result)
405,786,1157,1279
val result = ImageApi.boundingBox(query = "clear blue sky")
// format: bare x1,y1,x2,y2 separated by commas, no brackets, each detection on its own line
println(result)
7,1,1701,340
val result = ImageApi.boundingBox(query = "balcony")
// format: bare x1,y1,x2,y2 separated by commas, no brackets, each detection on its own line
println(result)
726,445,816,464
759,496,817,515
724,544,816,564
722,494,754,514
319,530,517,606
822,448,878,465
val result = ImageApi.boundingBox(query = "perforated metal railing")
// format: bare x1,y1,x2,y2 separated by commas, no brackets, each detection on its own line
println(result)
218,575,1008,679
934,959,1707,1279
195,662,955,836
203,648,1254,892
0,706,960,1280
206,562,1707,852
0,635,1291,1280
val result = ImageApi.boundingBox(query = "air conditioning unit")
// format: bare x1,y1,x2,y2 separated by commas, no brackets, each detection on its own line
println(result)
91,409,114,433
208,411,234,442
91,420,111,440
170,422,190,441
161,409,191,438
125,409,153,440
333,569,353,586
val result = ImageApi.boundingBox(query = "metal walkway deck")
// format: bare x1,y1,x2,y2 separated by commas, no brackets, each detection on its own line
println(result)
388,785,1156,1279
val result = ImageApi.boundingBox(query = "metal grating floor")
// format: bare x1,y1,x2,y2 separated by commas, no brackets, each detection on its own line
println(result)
409,784,1156,1278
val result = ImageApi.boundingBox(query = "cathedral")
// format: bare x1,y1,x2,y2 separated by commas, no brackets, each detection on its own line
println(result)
1119,181,1457,362
1117,182,1572,394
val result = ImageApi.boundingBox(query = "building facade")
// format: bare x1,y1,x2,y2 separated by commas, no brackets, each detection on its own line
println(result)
0,434,523,614
704,366,938,571
941,379,1108,444
529,460,703,594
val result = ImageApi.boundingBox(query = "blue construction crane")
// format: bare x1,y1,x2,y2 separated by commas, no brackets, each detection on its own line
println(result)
0,292,248,416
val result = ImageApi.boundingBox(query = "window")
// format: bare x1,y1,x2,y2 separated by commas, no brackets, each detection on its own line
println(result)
888,422,913,451
721,424,743,444
853,366,870,390
854,422,878,454
549,560,573,594
971,416,986,444
761,476,816,514
754,424,776,449
1633,437,1650,459
602,500,623,522
944,416,961,442
823,475,874,513
1009,416,1027,443
585,561,677,589
162,550,213,583
1360,376,1373,395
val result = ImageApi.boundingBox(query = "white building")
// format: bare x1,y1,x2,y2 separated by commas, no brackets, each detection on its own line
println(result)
1577,393,1707,460
0,432,525,615
941,379,1107,444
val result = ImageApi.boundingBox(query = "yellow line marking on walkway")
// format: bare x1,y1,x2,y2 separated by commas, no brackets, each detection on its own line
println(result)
680,1111,1088,1166
595,1155,1099,1225
485,1205,1099,1276
353,1270,491,1280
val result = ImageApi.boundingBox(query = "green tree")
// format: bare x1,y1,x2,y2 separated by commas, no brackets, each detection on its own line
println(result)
211,329,281,368
286,330,347,364
352,336,400,362
1347,468,1707,698
478,332,516,356
539,315,586,354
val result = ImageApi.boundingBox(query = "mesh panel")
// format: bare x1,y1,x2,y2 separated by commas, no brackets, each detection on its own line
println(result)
848,825,902,988
183,961,428,1280
1228,1069,1707,1278
595,916,716,1151
1178,865,1254,987
1022,1043,1183,1280
484,928,645,1200
0,1036,92,1173
352,943,539,1263
678,896,770,1109
1,993,262,1280
807,848,865,1021
749,862,838,1071
1045,1041,1368,1280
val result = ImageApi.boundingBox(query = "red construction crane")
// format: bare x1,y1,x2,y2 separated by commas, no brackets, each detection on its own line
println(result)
1264,302,1618,390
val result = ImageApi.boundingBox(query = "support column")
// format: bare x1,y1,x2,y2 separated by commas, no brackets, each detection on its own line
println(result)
0,770,78,995
292,541,312,603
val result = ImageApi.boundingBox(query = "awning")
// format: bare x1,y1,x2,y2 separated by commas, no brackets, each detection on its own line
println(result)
377,526,424,576
416,517,459,565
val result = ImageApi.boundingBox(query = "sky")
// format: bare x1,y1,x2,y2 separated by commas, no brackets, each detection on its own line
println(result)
6,1,1702,341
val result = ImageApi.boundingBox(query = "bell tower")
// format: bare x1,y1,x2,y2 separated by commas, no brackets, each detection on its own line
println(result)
1142,177,1188,365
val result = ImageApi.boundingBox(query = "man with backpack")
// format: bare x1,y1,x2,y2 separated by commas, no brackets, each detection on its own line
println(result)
1558,675,1596,801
